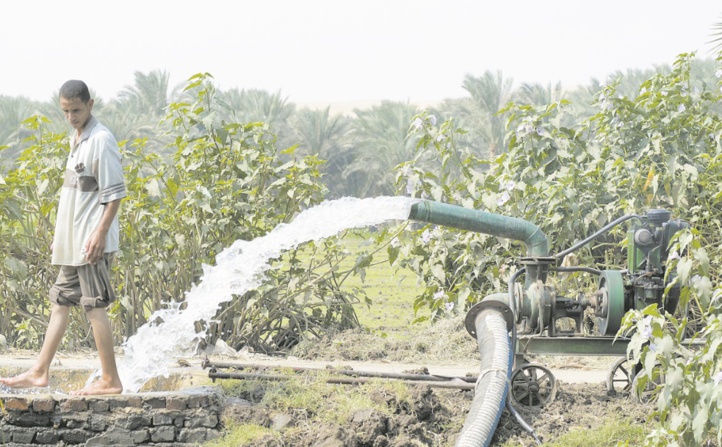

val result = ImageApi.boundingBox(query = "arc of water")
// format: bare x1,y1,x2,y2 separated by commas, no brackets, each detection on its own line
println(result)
113,196,419,393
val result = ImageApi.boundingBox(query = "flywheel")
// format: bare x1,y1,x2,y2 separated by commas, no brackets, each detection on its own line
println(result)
596,270,625,336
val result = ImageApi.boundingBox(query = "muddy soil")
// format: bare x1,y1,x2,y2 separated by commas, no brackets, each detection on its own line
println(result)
219,364,651,447
0,316,654,446
216,318,654,447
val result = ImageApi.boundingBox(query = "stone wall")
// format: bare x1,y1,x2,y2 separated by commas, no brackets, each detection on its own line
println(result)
0,386,223,446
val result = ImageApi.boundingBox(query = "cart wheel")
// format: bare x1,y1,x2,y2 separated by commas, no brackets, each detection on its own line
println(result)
631,363,665,404
510,364,557,407
607,357,634,394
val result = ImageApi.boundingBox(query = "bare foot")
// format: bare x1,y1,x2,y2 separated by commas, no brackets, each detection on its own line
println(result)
0,369,49,389
70,378,122,396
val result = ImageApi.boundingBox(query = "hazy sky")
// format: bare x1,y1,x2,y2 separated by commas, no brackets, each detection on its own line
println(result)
2,1,721,105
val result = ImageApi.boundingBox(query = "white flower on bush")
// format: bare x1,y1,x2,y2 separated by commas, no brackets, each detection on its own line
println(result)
640,315,653,340
496,191,510,206
677,104,686,113
421,229,432,244
714,371,722,386
390,237,401,248
516,121,534,135
406,178,416,195
445,302,455,312
412,117,424,130
504,180,516,191
429,115,437,126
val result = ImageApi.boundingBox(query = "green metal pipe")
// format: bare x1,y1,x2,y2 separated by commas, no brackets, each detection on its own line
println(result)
408,200,549,257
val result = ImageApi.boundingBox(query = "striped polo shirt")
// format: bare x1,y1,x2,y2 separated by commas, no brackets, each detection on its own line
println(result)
52,116,126,266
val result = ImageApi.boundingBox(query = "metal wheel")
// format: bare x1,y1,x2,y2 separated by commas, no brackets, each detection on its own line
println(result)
597,270,625,336
606,357,634,394
631,364,665,404
510,364,557,407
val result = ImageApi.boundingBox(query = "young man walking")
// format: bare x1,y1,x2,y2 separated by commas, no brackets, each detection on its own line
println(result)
0,80,125,395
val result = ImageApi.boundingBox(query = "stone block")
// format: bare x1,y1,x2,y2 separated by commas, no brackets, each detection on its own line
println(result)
3,397,29,411
60,428,88,444
114,410,152,430
150,425,176,442
143,396,166,409
32,397,56,413
166,395,188,411
65,418,88,429
60,398,88,412
108,395,142,409
177,427,208,443
187,394,210,408
34,430,59,444
185,413,219,429
89,400,110,412
88,414,110,432
86,426,136,446
152,410,176,426
130,428,150,444
6,411,51,428
12,429,36,444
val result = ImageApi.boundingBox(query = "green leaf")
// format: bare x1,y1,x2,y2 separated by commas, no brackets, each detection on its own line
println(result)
692,407,708,443
431,264,446,282
677,258,693,284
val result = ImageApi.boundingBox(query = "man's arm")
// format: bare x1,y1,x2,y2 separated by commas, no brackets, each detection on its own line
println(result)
83,198,121,265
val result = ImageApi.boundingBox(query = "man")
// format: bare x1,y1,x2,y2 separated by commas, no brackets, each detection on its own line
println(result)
0,80,125,395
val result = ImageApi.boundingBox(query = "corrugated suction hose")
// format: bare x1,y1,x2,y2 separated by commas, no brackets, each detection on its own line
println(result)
455,308,512,447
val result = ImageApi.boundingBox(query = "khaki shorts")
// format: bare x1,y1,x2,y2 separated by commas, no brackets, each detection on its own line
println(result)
49,253,116,312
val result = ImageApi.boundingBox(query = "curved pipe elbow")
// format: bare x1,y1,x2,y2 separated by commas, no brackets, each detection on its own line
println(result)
408,200,549,258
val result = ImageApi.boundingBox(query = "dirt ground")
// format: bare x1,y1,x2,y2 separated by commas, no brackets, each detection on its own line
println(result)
204,318,653,446
0,318,654,446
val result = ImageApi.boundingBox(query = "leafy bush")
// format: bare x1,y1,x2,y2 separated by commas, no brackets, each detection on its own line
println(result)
0,74,369,353
392,52,722,445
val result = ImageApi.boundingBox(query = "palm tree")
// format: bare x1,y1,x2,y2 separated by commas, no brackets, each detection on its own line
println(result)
291,107,352,197
117,70,173,119
516,81,565,106
218,88,296,146
710,15,722,54
342,100,420,197
457,70,515,158
0,96,46,167
292,106,349,156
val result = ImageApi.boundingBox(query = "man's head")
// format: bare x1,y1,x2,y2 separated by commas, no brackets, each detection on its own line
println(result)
59,80,94,132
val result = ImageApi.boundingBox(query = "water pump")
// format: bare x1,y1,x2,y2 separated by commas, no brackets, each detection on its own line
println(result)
408,201,689,412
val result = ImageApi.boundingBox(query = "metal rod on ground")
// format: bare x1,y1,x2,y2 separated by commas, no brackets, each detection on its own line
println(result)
202,359,477,383
208,371,477,390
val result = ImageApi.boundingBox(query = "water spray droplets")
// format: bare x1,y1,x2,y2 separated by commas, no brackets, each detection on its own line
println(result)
115,196,419,393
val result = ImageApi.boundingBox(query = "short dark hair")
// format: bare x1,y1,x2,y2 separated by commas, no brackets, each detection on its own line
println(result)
59,80,91,103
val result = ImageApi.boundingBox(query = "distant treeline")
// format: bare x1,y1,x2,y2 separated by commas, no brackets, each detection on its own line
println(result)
1,58,720,199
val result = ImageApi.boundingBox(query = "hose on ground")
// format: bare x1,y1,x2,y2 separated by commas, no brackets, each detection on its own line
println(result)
455,308,512,447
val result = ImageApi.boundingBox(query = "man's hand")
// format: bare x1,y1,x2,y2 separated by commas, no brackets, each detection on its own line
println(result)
84,199,121,265
83,230,107,265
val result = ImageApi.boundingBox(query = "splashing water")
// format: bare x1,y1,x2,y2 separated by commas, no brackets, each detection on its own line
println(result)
116,196,419,393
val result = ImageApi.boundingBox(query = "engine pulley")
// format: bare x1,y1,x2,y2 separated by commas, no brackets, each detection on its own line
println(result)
596,270,625,336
